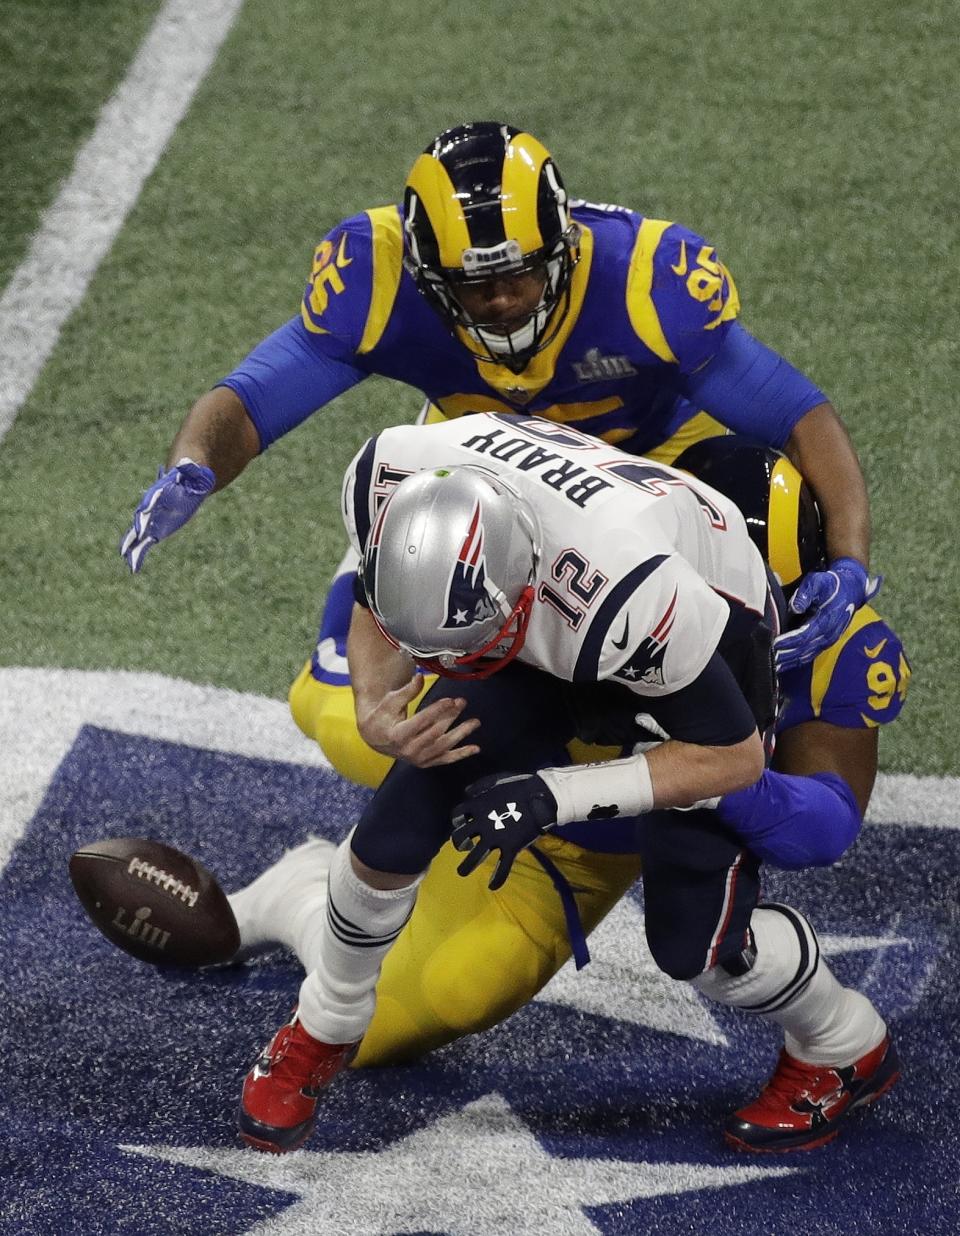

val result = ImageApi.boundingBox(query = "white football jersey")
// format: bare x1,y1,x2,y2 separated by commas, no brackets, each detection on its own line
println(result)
342,414,769,696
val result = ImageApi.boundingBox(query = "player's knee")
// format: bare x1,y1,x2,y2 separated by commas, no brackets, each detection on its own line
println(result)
643,927,707,982
658,956,707,982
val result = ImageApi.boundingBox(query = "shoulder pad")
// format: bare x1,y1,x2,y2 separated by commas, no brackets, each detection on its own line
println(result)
625,220,740,372
301,209,396,349
589,555,728,695
779,605,912,730
569,198,637,220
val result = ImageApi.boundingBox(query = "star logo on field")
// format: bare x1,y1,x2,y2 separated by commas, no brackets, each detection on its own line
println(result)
123,1093,796,1235
536,896,728,1043
535,898,914,1046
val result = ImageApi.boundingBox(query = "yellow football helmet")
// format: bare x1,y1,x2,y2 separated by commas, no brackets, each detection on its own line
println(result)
675,435,827,595
403,121,580,371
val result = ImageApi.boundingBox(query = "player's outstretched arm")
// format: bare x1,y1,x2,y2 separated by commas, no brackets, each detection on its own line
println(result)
120,387,260,573
776,404,879,669
165,385,261,486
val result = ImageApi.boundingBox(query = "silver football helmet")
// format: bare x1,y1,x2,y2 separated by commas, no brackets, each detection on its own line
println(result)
360,465,542,678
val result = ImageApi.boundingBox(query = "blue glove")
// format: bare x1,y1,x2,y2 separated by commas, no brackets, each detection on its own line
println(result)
774,557,881,672
120,458,216,573
451,772,558,890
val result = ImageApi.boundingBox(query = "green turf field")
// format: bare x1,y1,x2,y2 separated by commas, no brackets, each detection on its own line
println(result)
0,0,955,775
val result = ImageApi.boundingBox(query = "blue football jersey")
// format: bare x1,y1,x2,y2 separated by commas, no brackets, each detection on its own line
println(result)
777,605,912,731
294,203,740,450
222,199,822,455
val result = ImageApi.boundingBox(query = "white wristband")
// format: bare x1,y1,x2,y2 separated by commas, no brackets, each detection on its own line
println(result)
539,754,655,826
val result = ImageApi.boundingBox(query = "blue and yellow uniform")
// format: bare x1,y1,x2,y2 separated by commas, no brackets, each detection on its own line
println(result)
219,202,823,463
779,604,910,732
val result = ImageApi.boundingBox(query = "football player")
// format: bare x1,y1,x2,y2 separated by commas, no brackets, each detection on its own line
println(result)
232,415,900,1156
673,435,909,817
293,430,908,813
121,121,879,673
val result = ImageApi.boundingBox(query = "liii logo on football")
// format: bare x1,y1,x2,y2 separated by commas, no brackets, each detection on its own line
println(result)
111,905,171,953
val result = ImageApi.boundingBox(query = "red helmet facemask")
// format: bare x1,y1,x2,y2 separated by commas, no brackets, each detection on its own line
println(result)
370,585,535,681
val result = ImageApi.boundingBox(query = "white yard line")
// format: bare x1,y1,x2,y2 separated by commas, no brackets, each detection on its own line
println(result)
0,666,956,879
0,667,331,878
0,0,245,444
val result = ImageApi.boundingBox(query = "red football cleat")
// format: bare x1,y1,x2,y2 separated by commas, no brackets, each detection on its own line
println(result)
238,1009,359,1153
725,1034,900,1153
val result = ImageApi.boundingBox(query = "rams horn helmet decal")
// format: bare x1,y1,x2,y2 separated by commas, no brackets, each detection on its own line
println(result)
675,435,826,595
403,121,581,372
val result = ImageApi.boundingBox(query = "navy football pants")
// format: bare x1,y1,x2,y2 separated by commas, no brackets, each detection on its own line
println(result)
351,662,759,980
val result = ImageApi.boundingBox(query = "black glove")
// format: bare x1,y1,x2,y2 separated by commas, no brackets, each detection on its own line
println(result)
451,772,559,890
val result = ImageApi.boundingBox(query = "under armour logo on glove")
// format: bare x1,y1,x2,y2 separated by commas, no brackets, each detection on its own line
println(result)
120,458,216,573
488,804,522,830
774,557,881,672
451,773,558,890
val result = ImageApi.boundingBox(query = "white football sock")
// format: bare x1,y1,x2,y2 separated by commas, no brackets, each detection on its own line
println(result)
297,837,421,1045
227,836,336,961
691,903,887,1067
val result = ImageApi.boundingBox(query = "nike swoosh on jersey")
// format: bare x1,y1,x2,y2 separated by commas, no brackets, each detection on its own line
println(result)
670,240,688,276
336,234,353,267
612,615,631,650
864,638,888,658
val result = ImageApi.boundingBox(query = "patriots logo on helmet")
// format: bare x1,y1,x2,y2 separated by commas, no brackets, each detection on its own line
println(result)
613,589,678,687
442,502,499,630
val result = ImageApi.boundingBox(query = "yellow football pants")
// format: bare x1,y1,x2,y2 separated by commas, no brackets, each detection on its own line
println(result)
289,663,641,1066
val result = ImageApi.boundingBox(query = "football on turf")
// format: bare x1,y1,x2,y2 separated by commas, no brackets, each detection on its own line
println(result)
69,836,240,966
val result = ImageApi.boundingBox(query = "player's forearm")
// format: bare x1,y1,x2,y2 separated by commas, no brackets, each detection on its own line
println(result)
539,731,763,824
347,604,416,709
785,402,871,566
166,386,261,491
773,719,877,817
644,732,764,806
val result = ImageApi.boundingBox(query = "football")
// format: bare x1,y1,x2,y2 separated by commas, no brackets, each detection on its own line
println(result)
69,836,240,966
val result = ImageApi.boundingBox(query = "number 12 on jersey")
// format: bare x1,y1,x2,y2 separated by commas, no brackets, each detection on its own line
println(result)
538,549,609,630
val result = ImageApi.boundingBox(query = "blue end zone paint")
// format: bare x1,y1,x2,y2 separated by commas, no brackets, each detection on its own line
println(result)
0,725,956,1235
0,727,368,1236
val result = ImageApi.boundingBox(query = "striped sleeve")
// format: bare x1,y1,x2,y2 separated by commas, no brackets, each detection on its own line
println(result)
341,435,380,553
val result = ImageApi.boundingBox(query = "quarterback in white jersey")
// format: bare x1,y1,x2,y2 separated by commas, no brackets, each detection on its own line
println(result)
235,414,896,1159
342,412,770,700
